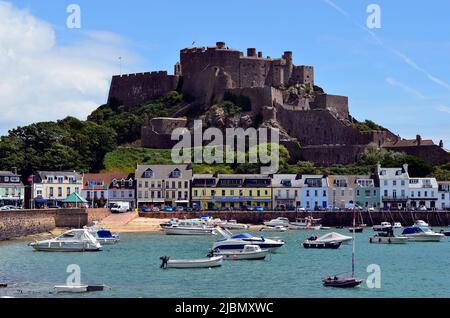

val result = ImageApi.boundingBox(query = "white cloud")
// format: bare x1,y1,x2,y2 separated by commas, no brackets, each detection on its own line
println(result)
385,77,426,99
0,2,136,135
437,105,450,114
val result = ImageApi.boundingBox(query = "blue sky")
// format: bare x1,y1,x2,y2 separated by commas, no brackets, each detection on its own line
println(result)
2,0,450,147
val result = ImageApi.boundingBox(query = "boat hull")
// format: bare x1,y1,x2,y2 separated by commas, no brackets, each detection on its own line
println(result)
163,227,215,236
303,241,342,249
369,236,408,244
30,243,101,252
403,235,444,242
166,257,223,269
322,278,364,288
213,241,284,251
213,250,268,260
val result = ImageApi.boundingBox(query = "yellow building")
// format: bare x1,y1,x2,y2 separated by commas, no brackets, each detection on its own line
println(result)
32,171,83,208
192,174,272,211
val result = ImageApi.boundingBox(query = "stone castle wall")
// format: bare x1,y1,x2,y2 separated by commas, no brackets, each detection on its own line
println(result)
108,71,180,107
384,145,450,165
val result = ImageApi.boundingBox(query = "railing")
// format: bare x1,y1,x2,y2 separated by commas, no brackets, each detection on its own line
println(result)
382,196,408,201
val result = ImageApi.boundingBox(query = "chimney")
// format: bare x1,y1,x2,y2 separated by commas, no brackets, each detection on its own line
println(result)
403,163,409,174
439,140,444,148
12,167,17,175
257,51,263,58
247,48,256,57
216,42,225,49
416,134,422,146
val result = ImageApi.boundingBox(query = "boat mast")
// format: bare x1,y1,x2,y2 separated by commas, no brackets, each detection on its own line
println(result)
352,207,356,278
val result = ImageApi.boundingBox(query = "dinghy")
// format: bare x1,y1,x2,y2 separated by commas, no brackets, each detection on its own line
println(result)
316,232,352,244
54,284,105,293
303,239,342,249
160,256,223,269
259,225,288,232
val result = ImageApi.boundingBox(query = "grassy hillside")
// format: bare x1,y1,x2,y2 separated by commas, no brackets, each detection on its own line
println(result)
103,147,174,172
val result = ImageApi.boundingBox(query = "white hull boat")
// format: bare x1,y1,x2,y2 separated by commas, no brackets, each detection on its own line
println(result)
85,222,120,245
213,228,285,251
373,222,392,232
369,235,408,244
160,256,223,269
263,217,290,227
29,229,102,252
393,222,403,229
315,232,353,244
401,226,444,242
259,225,288,232
289,217,322,230
210,245,269,260
218,220,249,230
54,284,105,293
163,226,216,235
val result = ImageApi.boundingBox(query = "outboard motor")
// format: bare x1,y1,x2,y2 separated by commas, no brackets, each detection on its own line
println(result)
260,235,265,242
160,256,170,269
207,250,214,258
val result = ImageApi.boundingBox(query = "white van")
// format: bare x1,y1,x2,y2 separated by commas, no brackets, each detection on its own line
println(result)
111,202,130,213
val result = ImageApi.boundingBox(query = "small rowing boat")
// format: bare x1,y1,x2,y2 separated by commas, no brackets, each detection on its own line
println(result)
160,256,223,269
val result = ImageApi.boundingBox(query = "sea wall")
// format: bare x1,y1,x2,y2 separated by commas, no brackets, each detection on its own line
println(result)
0,208,110,241
140,211,450,227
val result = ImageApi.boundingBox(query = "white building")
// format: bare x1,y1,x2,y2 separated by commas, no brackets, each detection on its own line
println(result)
271,174,302,210
408,177,438,210
438,181,450,210
377,164,409,210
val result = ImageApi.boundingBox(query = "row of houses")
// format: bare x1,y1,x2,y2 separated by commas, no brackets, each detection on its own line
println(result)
1,164,450,211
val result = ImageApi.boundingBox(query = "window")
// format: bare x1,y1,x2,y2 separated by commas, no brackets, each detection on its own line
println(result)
121,191,124,198
249,190,253,196
393,180,397,186
384,180,388,186
4,177,9,182
178,181,182,188
401,180,405,186
194,190,198,197
356,190,360,196
184,181,188,188
315,190,318,197
384,190,388,197
66,187,71,196
113,191,117,198
306,190,310,197
58,187,62,197
144,170,153,178
144,191,149,198
138,182,142,188
222,190,226,196
58,177,63,184
257,190,261,196
323,190,327,197
138,191,142,199
11,177,20,182
172,169,181,178
145,181,149,188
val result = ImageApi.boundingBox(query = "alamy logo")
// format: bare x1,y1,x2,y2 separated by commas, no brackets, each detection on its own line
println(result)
171,120,280,174
366,264,381,288
366,4,382,29
66,4,81,29
66,264,81,286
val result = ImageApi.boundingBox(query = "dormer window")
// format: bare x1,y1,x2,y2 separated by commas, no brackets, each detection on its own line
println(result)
112,179,117,186
144,169,153,178
121,179,125,187
128,179,133,187
171,169,181,178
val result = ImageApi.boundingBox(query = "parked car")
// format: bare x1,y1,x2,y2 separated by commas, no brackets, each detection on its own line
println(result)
296,207,306,212
244,206,254,211
255,206,265,212
163,206,174,212
142,207,152,212
367,207,375,212
176,206,185,212
419,206,427,211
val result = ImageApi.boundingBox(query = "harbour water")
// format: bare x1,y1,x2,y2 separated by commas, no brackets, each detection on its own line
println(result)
1,228,449,298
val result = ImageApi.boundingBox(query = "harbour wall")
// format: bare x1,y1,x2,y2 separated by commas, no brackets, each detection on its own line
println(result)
0,208,111,241
140,211,450,227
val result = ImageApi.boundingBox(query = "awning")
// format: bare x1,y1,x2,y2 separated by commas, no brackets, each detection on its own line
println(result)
175,200,189,203
63,192,88,204
35,197,47,204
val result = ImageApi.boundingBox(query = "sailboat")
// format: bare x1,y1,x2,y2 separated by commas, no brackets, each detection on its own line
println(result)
322,208,364,288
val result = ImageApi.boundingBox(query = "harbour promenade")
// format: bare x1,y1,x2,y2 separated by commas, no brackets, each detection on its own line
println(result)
141,210,450,227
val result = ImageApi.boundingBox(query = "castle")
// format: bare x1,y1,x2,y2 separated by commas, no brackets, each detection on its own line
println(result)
108,42,450,166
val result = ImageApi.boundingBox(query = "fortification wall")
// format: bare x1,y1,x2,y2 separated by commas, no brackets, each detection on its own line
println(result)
311,94,349,119
141,118,188,149
384,145,450,165
108,71,179,107
226,86,283,115
300,145,366,166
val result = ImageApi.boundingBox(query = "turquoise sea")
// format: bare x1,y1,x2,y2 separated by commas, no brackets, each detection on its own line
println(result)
0,228,449,298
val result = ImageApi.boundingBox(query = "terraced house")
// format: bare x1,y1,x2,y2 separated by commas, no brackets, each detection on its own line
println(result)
136,165,192,209
191,174,272,211
354,177,380,209
0,170,24,208
438,181,450,210
31,171,83,207
271,174,302,210
408,177,438,210
298,175,329,210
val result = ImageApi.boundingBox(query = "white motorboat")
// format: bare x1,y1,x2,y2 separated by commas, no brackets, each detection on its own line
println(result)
218,220,249,230
29,229,102,252
213,227,285,251
373,222,392,232
414,220,429,227
401,226,444,242
393,222,403,228
160,256,223,269
369,229,408,244
289,216,322,230
210,245,269,260
161,219,216,235
315,232,353,244
84,221,120,245
263,217,290,227
259,225,288,232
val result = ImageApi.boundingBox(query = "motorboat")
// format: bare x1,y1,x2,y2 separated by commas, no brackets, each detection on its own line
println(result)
369,228,408,244
161,219,216,235
401,226,444,242
322,276,364,288
393,222,403,228
29,229,102,252
160,256,223,269
84,221,120,245
209,245,269,260
315,232,352,244
439,230,450,237
213,227,285,251
259,225,288,232
373,222,392,232
263,217,290,227
303,236,342,249
414,220,429,227
289,216,322,230
218,220,249,230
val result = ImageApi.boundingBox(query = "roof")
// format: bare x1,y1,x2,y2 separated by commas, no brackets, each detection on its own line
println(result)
271,174,302,187
136,165,193,179
377,165,409,179
408,178,438,189
383,139,434,147
83,172,134,190
36,171,82,180
0,171,17,177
